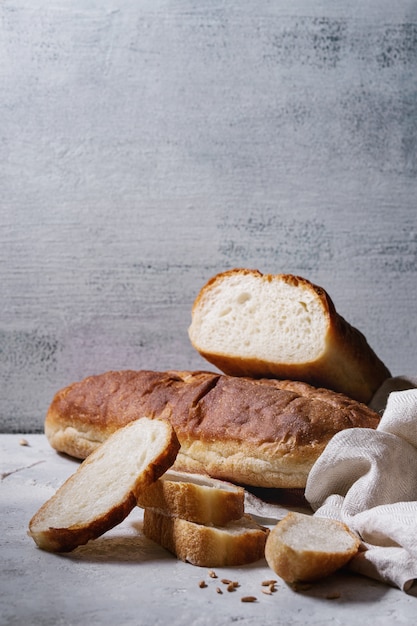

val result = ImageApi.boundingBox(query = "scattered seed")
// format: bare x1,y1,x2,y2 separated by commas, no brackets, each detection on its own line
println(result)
208,570,217,578
221,579,232,585
199,580,207,588
19,438,29,446
216,587,223,594
261,588,273,595
261,580,277,594
227,583,236,592
241,596,257,603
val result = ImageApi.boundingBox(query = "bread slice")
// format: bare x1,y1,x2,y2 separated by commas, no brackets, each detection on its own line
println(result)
264,512,361,583
142,509,268,567
188,269,390,403
137,470,245,525
28,417,180,552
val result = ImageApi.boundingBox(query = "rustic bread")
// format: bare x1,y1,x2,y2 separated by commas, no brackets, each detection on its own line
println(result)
265,511,361,583
44,369,381,489
143,509,268,567
137,470,245,525
29,417,180,552
188,269,390,403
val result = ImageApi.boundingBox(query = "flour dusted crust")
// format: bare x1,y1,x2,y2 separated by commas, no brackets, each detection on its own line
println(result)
188,269,391,404
45,370,381,489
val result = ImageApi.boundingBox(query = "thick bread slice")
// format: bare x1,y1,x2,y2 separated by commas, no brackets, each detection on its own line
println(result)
44,370,381,489
188,269,390,403
265,512,361,583
28,417,180,552
143,509,268,567
137,470,245,525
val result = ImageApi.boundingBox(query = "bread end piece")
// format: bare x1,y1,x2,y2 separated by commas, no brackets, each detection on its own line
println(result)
28,417,180,552
265,511,361,583
143,509,269,567
189,269,390,403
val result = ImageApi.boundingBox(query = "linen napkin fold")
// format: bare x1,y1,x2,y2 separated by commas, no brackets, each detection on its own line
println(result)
305,380,417,592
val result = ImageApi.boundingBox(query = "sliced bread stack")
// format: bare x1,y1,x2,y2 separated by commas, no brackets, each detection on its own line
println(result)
138,470,269,567
28,421,267,567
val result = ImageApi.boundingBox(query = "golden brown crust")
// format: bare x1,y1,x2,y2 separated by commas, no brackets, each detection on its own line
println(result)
137,471,245,525
189,269,391,403
45,370,381,489
142,509,268,567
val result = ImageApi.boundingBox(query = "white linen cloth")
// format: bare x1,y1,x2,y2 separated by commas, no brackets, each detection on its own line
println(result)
305,377,417,592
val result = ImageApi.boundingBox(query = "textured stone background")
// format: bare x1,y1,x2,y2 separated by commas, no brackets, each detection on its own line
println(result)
1,0,417,431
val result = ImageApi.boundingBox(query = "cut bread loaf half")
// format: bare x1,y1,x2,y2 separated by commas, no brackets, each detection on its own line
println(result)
188,269,390,404
137,470,245,525
143,509,268,567
28,417,180,552
265,512,361,583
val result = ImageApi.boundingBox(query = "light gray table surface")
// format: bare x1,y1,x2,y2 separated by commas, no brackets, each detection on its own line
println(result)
1,433,417,626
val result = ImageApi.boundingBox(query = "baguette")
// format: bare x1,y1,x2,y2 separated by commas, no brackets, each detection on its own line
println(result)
265,512,361,583
45,369,381,489
188,269,390,403
29,417,180,552
137,470,245,525
142,509,268,567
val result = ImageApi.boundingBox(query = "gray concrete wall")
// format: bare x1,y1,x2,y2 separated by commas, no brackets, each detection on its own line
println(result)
1,0,417,431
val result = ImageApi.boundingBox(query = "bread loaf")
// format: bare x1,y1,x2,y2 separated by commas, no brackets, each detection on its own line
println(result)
142,509,268,567
188,269,390,403
29,417,180,552
137,470,245,525
265,512,361,583
45,369,381,489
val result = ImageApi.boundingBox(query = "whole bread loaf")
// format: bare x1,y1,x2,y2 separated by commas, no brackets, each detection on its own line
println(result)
45,369,380,489
188,269,390,403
